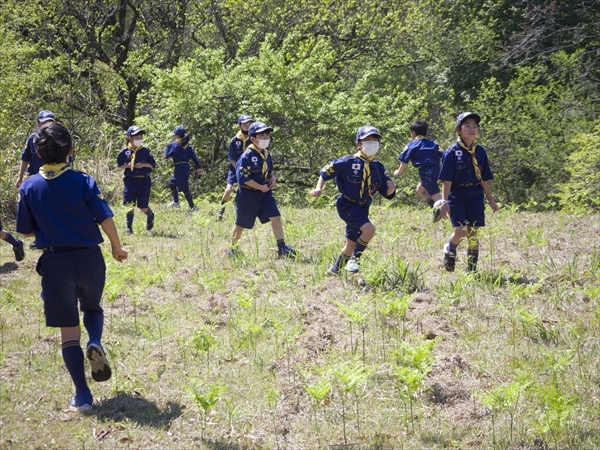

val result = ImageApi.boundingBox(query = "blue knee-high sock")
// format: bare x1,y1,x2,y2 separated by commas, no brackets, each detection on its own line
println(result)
126,212,134,231
171,188,179,203
143,208,153,217
276,239,286,250
467,249,479,272
83,310,104,344
183,191,194,208
427,198,435,208
2,232,19,247
331,253,351,273
352,238,369,260
447,240,458,254
62,341,90,394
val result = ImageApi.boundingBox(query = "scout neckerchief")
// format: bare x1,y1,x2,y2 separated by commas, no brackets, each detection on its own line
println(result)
235,130,251,152
354,151,375,199
457,138,482,182
127,141,143,170
39,163,71,180
247,143,269,181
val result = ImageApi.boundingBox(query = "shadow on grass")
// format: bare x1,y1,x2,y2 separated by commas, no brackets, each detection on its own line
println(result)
92,392,183,428
0,262,18,274
203,440,247,450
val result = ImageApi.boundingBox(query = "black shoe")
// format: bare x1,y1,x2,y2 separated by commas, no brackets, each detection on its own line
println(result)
443,244,456,272
86,342,112,382
146,213,155,231
13,240,25,262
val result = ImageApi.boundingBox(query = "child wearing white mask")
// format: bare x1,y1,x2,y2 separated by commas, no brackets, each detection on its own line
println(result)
230,121,298,258
310,126,396,273
117,126,156,234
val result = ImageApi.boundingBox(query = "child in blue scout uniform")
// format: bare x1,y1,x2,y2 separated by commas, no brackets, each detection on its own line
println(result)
117,126,157,234
165,125,203,211
15,110,57,249
311,126,396,273
0,221,24,261
217,115,254,220
16,122,127,411
438,112,498,272
393,120,444,222
231,121,297,257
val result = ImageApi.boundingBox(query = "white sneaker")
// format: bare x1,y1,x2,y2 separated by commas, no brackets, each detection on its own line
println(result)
346,257,360,272
168,202,180,208
190,205,199,212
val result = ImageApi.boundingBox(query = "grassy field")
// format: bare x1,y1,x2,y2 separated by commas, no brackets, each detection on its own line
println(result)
0,199,599,449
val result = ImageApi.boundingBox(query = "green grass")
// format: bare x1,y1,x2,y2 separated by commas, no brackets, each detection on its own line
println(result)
0,200,599,449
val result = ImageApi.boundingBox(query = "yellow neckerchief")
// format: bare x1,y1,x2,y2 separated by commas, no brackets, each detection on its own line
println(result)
457,138,482,182
248,143,269,180
235,130,251,151
39,163,71,180
415,135,425,140
354,151,375,199
127,141,143,169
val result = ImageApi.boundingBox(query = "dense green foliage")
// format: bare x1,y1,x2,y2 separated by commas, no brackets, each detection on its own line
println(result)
1,0,599,214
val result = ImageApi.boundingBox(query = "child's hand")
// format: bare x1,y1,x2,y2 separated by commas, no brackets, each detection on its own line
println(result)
488,199,498,212
393,169,401,177
268,176,277,189
260,184,271,193
112,247,128,262
440,202,450,220
196,168,203,175
310,188,322,198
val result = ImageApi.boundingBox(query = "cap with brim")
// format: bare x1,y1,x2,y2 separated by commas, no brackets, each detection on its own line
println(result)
126,126,146,139
237,115,254,124
356,125,382,141
37,110,55,123
173,125,187,137
456,112,481,127
248,121,273,137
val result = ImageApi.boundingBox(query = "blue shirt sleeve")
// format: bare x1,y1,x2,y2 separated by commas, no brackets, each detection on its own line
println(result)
21,135,35,162
16,188,35,235
438,148,456,182
398,145,412,164
84,176,114,224
187,146,202,169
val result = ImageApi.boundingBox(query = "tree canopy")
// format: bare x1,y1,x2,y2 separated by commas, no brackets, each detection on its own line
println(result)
1,0,598,211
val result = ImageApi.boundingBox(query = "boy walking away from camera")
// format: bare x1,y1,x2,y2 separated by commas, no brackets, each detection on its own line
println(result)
311,126,396,274
0,220,24,262
16,122,127,411
218,115,254,221
16,110,57,249
165,125,203,211
117,126,157,234
438,112,497,273
394,120,444,222
230,121,297,258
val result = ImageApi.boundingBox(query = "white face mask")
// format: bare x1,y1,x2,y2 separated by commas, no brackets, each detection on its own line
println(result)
361,141,379,157
132,138,143,147
256,139,270,150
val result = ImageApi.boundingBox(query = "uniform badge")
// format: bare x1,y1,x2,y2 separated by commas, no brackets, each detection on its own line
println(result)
352,163,361,170
251,156,258,162
98,193,104,200
455,150,463,157
126,150,131,157
236,142,241,147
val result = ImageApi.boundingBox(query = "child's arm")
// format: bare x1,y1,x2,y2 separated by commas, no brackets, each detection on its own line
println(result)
481,180,498,212
244,179,270,193
15,161,29,188
393,162,408,177
439,180,452,219
100,218,128,262
310,176,326,198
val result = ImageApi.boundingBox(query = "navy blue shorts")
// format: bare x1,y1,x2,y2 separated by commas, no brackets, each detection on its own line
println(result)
336,196,371,242
448,185,486,228
226,169,237,186
418,165,440,196
36,246,106,328
169,165,191,192
123,177,152,208
234,188,280,229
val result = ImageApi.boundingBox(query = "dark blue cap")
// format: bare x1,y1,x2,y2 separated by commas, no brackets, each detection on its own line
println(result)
237,115,254,124
126,126,145,139
456,112,481,128
36,110,55,123
248,121,273,137
356,125,382,141
173,125,187,137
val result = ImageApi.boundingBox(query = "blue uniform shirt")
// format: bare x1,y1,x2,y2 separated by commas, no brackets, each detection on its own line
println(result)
17,168,114,248
21,134,44,175
320,154,395,206
439,141,494,186
117,146,157,177
236,145,273,186
228,132,251,167
165,142,202,169
398,136,442,167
